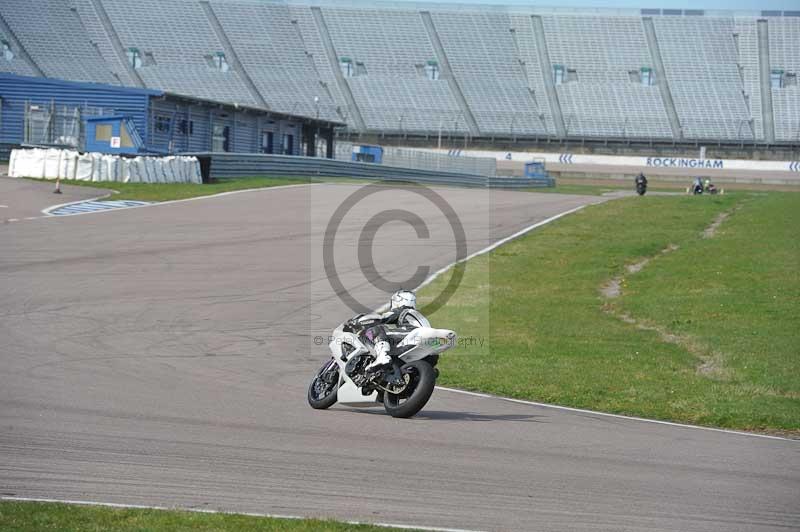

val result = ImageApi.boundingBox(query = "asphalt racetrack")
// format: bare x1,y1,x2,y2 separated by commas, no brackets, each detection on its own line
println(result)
1,181,798,531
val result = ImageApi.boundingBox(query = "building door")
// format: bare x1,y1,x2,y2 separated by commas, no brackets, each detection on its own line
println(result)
212,124,230,152
261,131,274,154
283,133,294,155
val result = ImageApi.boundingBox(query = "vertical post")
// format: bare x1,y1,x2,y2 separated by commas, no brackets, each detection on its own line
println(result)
23,100,28,144
50,99,55,145
325,127,334,159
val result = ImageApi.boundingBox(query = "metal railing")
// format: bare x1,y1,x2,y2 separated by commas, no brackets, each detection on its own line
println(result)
335,142,497,176
186,152,552,189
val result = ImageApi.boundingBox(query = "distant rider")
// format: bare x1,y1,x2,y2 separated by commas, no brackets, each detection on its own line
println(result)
344,290,429,372
635,172,648,187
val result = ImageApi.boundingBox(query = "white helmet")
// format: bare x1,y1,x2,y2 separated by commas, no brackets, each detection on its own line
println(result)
390,289,416,310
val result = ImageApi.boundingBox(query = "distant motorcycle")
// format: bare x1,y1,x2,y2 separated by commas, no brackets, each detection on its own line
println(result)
705,182,719,195
307,314,456,418
635,175,647,196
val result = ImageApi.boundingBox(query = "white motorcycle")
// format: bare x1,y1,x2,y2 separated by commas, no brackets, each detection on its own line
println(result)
307,313,457,418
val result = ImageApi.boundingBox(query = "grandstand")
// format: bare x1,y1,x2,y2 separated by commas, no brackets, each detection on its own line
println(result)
0,0,798,148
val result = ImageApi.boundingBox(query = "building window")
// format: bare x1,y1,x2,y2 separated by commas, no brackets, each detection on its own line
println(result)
553,64,565,86
425,60,440,80
154,115,171,132
127,47,141,69
631,67,655,86
2,40,13,61
213,52,229,72
95,124,112,142
771,69,784,88
339,57,353,77
212,124,230,152
642,67,654,86
178,119,193,135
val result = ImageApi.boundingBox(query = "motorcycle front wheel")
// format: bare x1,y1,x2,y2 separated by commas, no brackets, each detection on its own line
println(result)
383,360,436,418
307,359,339,410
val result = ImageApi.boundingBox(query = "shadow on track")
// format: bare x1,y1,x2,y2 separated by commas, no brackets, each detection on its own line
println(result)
350,408,543,423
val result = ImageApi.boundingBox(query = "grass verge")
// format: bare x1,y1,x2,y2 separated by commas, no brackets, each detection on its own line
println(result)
418,192,799,433
0,501,418,532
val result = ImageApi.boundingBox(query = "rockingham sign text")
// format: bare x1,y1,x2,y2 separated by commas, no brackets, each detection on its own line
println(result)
646,157,724,169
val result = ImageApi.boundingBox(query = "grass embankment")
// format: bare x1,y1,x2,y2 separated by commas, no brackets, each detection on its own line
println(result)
418,192,799,433
0,501,417,532
29,176,311,202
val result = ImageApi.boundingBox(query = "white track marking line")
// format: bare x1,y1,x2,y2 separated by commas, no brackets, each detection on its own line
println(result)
0,204,8,208
0,496,484,532
36,182,320,219
416,204,588,291
436,386,794,442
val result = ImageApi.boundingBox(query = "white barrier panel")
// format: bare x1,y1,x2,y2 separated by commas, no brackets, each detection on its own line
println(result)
44,149,62,178
10,148,46,178
9,149,202,184
427,148,799,173
75,153,94,181
59,150,77,180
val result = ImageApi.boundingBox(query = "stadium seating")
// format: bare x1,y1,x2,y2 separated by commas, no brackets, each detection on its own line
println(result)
654,16,752,140
304,6,467,134
0,0,116,83
734,18,764,141
431,11,549,136
1,0,798,145
96,0,259,106
541,15,672,138
208,1,339,121
768,17,800,142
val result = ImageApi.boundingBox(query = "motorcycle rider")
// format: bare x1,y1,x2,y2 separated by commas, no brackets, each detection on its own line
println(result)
693,176,704,194
345,290,429,372
635,172,647,193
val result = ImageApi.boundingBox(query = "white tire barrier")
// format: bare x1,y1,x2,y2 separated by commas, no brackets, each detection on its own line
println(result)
8,148,202,184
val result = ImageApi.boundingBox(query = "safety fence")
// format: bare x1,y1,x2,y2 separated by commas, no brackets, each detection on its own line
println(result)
187,152,552,189
335,142,497,177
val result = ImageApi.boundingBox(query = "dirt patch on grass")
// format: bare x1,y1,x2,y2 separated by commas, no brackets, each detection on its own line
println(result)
702,211,730,239
600,242,735,381
600,243,679,299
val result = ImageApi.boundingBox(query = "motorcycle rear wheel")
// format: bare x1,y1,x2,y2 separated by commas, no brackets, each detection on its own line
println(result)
383,360,436,418
307,360,339,410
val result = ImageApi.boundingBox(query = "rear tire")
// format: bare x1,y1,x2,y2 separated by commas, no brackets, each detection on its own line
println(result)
383,360,436,418
307,360,339,410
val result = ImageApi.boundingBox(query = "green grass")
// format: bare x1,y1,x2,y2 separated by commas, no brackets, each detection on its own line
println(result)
418,192,800,433
525,183,629,195
27,176,311,202
0,501,418,532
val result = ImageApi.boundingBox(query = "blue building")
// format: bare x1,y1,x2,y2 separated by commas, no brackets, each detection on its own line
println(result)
0,74,340,157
